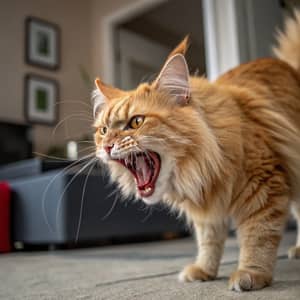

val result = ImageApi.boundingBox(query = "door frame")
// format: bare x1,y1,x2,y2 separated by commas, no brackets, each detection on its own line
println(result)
202,0,240,80
102,0,168,85
102,0,241,84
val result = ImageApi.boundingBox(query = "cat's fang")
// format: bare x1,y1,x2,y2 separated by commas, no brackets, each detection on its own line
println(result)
114,151,161,198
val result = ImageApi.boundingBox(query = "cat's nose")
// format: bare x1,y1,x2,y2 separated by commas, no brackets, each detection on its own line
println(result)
104,144,114,155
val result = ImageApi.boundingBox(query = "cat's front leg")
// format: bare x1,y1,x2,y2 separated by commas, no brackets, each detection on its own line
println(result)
179,220,228,282
229,196,289,292
288,200,300,258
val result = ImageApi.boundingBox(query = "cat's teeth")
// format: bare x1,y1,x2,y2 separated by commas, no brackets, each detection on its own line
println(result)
145,187,152,193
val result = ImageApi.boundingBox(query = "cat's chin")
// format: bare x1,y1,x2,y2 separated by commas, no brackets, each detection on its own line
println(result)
136,182,162,205
140,195,161,205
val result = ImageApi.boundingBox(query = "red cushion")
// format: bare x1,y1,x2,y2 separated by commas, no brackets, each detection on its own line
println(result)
0,182,11,253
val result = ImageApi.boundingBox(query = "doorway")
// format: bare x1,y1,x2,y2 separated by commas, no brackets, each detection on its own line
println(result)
102,0,289,86
114,0,206,90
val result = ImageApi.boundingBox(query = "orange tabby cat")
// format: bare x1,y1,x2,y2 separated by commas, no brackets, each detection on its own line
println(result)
93,11,300,291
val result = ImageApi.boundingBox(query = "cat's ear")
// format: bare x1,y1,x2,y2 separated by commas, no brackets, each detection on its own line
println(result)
92,78,124,118
153,53,190,105
167,35,189,58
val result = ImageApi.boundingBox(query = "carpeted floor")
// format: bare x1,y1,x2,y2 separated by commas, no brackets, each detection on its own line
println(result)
0,231,299,299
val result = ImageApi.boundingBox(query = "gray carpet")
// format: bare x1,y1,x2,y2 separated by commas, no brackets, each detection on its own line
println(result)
0,232,299,299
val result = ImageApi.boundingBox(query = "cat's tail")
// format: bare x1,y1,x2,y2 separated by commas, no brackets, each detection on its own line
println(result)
273,9,300,72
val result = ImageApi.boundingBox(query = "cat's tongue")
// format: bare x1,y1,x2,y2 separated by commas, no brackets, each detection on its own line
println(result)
135,155,152,188
133,152,161,198
115,151,161,198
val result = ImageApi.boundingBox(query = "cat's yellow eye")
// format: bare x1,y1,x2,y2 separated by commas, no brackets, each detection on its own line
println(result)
99,126,107,135
129,115,145,129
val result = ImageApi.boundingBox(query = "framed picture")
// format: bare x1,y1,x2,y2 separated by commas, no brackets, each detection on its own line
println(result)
25,17,60,70
24,74,59,125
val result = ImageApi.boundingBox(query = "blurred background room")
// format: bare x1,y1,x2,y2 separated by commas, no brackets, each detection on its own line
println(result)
0,0,298,250
1,0,300,299
1,0,297,160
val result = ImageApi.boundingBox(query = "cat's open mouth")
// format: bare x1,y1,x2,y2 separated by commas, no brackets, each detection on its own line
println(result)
115,151,161,197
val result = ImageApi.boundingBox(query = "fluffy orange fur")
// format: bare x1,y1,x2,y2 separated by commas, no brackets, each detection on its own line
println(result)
93,10,300,292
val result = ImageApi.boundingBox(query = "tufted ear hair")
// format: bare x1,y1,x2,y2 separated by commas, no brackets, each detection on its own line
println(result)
152,53,190,105
92,78,125,118
167,35,190,58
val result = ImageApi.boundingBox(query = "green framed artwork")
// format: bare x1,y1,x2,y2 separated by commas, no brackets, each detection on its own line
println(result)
25,17,60,70
24,74,59,125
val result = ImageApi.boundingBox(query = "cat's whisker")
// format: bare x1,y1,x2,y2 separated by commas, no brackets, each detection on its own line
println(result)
56,100,93,110
76,141,95,144
51,113,94,138
55,158,97,233
105,183,120,199
141,206,153,223
101,192,119,220
77,146,96,155
57,102,92,117
54,101,92,120
42,153,96,233
33,152,72,161
75,159,97,242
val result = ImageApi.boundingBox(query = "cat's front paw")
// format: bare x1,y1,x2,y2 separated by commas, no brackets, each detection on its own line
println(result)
288,246,300,259
229,269,272,292
178,264,215,282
